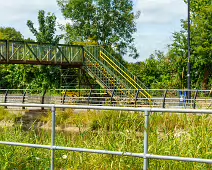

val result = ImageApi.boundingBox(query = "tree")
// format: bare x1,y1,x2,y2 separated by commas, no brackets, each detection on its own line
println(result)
27,10,62,44
0,27,23,41
189,0,212,89
167,30,188,89
27,10,63,90
168,0,212,89
57,0,139,59
0,27,25,89
127,1,212,90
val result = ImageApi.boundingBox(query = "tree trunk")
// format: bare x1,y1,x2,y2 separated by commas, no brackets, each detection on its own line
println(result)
202,67,210,89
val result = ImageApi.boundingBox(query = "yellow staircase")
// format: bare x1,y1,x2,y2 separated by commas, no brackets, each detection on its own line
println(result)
84,46,151,102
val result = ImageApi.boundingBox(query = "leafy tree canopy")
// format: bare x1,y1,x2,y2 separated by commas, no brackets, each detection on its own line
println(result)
0,27,23,41
27,10,63,44
58,0,139,59
0,27,24,88
169,0,212,89
26,10,62,90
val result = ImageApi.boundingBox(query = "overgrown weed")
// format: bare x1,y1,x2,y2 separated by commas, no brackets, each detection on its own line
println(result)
0,109,211,169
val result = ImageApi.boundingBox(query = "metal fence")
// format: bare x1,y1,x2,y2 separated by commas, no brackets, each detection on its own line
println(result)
0,89,212,109
0,103,212,170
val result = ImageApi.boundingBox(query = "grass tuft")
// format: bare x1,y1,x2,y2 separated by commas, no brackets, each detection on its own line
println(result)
0,109,211,169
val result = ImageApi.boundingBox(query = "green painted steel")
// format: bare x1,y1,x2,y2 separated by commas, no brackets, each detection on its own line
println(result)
100,47,147,89
84,48,117,96
0,40,150,99
84,46,151,99
0,40,84,66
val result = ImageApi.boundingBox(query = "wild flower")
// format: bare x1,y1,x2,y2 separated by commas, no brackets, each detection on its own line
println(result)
62,155,68,159
35,157,40,160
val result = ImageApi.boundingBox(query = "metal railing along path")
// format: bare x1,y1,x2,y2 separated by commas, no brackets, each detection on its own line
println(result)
1,89,212,109
0,103,212,170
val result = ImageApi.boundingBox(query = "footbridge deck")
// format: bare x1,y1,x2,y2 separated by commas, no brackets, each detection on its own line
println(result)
0,40,84,67
0,40,151,100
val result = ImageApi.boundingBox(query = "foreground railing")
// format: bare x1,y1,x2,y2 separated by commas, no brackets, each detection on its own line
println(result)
0,103,211,170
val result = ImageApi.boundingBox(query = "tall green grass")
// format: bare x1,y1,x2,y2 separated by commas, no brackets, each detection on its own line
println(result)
0,109,211,169
0,107,22,122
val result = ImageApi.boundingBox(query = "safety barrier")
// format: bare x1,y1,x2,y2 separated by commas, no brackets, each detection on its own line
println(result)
0,103,211,170
84,46,151,99
0,89,212,109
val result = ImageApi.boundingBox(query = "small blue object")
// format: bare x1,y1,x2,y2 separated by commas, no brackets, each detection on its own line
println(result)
179,91,186,105
184,91,187,103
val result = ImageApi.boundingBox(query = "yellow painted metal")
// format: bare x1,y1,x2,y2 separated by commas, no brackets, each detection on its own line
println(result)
99,51,151,99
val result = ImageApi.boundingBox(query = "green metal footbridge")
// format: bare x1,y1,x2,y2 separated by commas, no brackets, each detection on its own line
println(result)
0,40,151,103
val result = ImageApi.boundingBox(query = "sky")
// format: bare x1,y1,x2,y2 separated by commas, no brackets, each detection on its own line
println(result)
0,0,187,62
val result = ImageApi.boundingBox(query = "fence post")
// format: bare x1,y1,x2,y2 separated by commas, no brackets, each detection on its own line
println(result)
110,88,115,105
22,91,26,110
88,89,92,105
61,90,67,104
51,105,56,170
134,89,140,107
4,89,8,109
193,90,198,109
143,110,149,170
41,89,47,110
162,89,168,108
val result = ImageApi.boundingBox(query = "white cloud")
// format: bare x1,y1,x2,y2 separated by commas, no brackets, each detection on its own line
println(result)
0,0,63,38
130,0,187,61
135,0,187,24
0,0,58,21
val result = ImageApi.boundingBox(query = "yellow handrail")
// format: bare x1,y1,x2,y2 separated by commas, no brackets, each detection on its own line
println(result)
99,53,149,99
100,51,151,98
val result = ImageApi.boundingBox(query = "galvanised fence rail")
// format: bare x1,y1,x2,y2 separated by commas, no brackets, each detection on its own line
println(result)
0,89,212,109
0,103,212,170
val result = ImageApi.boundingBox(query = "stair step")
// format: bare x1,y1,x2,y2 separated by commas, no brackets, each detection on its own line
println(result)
84,48,150,101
